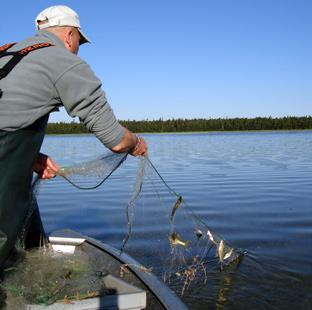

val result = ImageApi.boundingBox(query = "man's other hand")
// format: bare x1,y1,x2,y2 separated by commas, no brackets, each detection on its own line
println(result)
32,153,59,179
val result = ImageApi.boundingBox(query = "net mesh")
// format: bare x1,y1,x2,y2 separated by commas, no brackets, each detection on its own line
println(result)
55,154,243,295
2,247,119,308
56,152,128,190
16,152,243,300
118,156,243,295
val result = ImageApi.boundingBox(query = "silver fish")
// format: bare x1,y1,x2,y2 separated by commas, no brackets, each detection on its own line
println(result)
223,248,234,261
207,230,217,244
169,232,189,248
217,240,225,264
170,196,183,221
195,228,203,240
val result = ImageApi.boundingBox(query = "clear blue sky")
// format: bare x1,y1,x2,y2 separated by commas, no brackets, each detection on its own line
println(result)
2,0,311,122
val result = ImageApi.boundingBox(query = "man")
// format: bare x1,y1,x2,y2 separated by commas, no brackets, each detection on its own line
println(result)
0,5,147,270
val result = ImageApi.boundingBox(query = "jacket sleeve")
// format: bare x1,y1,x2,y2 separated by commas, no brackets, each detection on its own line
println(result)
54,61,125,149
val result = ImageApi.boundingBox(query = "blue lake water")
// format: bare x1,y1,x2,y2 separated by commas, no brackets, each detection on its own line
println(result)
38,131,312,309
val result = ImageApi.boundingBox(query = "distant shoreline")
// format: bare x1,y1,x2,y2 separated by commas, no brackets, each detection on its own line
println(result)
46,128,312,136
47,116,312,135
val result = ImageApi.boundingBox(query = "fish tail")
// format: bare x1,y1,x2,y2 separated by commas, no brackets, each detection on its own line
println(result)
183,240,190,248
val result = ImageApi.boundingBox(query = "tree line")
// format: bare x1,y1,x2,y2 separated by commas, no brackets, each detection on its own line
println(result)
47,116,312,134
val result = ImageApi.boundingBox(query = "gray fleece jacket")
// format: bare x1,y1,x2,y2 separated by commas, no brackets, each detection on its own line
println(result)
0,30,125,149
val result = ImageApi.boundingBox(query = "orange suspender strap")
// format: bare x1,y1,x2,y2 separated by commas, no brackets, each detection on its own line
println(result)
0,43,16,53
0,42,54,80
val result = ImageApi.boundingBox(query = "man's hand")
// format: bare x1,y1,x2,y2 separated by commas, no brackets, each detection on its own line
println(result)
129,136,148,157
32,153,59,179
111,129,148,157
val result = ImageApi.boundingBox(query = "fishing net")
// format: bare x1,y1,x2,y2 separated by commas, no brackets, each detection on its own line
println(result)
55,152,128,190
62,153,243,293
16,152,128,249
2,246,132,308
117,156,244,295
6,151,243,303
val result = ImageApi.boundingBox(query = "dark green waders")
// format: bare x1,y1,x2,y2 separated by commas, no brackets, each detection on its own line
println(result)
0,115,48,272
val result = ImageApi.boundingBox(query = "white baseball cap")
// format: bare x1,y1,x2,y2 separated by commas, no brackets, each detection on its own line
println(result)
35,5,90,44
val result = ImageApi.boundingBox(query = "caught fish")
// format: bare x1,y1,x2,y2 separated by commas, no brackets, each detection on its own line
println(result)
207,230,217,245
217,240,225,264
223,248,234,261
170,196,183,221
194,228,203,240
169,232,189,248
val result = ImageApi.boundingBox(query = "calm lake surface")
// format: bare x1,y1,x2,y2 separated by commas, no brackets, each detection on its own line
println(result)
38,131,312,309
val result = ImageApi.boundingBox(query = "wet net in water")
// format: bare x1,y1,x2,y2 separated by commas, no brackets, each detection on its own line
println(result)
117,156,244,295
9,151,243,302
56,153,242,295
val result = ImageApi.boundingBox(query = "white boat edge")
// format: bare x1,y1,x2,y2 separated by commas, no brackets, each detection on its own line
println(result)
42,229,189,310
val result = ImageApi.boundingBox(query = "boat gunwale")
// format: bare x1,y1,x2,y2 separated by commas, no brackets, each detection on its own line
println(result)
49,229,188,310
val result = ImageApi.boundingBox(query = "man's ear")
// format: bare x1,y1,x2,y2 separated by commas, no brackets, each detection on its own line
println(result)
64,29,73,49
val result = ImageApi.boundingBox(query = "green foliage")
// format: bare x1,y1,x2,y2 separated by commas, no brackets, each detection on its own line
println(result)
47,116,312,134
47,121,89,134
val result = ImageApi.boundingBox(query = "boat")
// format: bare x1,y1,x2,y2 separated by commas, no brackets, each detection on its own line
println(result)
25,229,188,310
